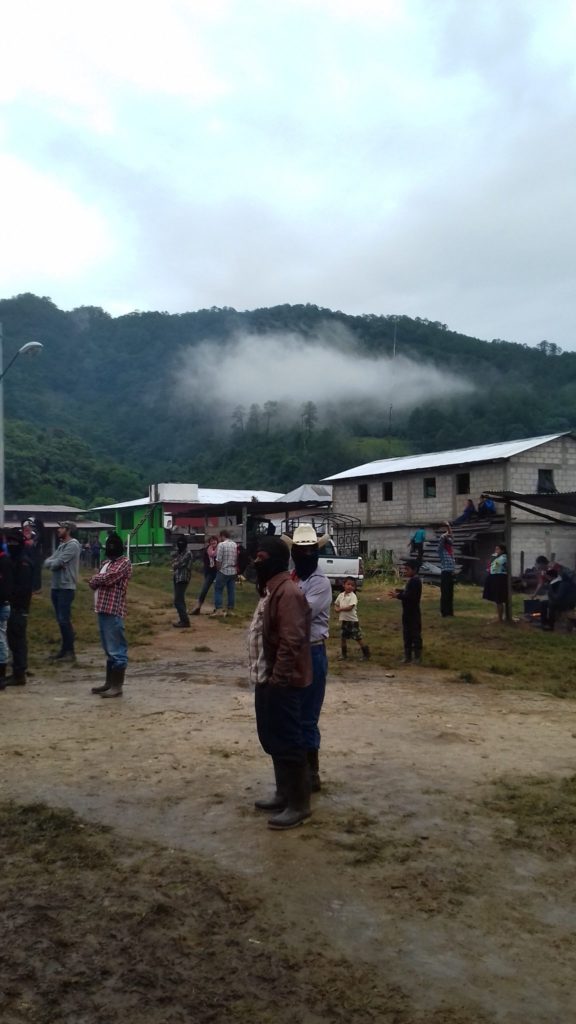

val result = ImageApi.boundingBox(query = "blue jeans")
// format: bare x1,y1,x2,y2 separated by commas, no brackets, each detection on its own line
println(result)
198,569,217,605
98,613,128,670
0,602,10,665
214,571,235,610
51,588,76,653
300,642,328,750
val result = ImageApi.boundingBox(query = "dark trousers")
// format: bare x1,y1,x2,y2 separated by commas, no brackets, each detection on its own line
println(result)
173,580,190,623
403,612,422,657
440,571,454,616
7,608,28,674
51,588,76,653
410,542,424,568
197,569,217,605
300,642,328,751
255,683,306,764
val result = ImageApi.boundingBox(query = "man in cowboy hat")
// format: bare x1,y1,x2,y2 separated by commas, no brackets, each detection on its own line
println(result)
284,524,333,793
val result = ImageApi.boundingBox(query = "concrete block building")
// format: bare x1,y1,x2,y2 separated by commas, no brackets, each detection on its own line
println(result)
324,433,576,574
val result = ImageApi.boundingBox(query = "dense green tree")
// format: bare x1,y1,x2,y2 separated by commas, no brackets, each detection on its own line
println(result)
0,293,575,500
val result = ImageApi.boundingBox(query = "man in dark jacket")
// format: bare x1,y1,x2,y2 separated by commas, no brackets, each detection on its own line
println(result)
391,560,423,664
250,536,313,830
0,541,14,690
171,534,193,628
4,529,33,687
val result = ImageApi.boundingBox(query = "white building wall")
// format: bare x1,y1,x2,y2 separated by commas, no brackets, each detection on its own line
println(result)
331,437,576,569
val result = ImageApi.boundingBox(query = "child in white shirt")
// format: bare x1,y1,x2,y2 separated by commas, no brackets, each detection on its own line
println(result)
333,577,370,660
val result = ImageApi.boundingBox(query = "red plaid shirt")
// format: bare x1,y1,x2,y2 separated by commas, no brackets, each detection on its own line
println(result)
88,557,132,617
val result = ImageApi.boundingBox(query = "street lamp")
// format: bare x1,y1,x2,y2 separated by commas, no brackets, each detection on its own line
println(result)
0,322,44,532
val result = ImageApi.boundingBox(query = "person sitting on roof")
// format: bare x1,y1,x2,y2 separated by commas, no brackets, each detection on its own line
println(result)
452,499,476,526
477,494,496,517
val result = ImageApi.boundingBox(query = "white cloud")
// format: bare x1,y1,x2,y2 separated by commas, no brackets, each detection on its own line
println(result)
0,156,112,281
0,0,575,348
177,327,474,414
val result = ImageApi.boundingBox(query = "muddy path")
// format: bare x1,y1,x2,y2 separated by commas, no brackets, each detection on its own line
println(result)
2,613,576,1023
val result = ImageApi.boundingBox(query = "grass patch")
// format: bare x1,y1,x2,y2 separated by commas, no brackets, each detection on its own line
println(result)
485,774,576,855
29,566,576,699
337,579,576,699
0,801,487,1024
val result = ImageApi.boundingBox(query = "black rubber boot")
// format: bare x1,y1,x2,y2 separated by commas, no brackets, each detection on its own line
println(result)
401,650,412,664
361,645,371,660
0,664,6,691
4,671,26,687
268,759,311,830
254,759,287,811
91,664,112,695
101,666,125,698
307,749,321,792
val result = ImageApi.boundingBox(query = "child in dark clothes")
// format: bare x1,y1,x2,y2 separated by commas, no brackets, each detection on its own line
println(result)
390,560,423,664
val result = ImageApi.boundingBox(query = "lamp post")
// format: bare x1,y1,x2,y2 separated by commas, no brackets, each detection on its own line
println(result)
0,322,43,532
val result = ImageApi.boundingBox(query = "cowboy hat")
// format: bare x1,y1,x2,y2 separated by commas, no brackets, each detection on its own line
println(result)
282,524,331,548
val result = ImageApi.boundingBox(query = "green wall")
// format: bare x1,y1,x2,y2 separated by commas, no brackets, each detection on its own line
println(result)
100,504,166,549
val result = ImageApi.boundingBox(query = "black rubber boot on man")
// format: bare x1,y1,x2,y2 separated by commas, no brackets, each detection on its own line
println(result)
101,666,125,698
92,664,112,695
361,645,371,660
307,749,321,792
5,671,27,686
254,758,287,811
0,664,6,691
268,760,311,830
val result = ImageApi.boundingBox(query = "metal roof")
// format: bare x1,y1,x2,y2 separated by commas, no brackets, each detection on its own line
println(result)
323,433,571,482
277,483,333,503
91,487,283,512
4,503,88,514
485,490,576,524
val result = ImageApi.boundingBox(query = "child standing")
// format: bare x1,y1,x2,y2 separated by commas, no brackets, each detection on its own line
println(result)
333,578,370,660
390,560,422,664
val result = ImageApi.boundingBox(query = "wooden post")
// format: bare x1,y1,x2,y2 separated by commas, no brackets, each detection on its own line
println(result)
241,504,248,547
505,499,513,623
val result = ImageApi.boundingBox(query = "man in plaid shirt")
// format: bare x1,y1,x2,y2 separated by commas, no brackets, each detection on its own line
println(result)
88,533,132,698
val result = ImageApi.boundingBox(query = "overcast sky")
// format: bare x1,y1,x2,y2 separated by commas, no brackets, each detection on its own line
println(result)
1,0,575,347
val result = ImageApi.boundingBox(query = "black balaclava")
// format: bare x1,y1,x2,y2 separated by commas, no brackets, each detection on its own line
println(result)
254,537,290,594
176,535,188,551
105,533,124,560
291,546,320,580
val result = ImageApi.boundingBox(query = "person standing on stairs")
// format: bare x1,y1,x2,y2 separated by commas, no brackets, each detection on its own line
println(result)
438,522,456,618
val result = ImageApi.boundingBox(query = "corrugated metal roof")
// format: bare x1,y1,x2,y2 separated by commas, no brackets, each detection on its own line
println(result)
4,504,87,513
277,483,333,503
91,487,283,512
323,433,571,482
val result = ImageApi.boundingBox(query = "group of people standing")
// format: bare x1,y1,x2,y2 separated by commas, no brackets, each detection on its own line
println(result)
0,521,133,700
0,524,38,690
170,529,241,627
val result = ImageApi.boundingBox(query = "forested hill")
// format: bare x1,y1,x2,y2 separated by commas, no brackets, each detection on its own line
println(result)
0,292,574,506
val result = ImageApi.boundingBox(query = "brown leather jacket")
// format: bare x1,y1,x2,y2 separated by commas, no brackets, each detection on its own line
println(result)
262,572,312,687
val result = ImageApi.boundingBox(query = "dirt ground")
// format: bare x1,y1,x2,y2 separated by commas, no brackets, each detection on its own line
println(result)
1,611,576,1023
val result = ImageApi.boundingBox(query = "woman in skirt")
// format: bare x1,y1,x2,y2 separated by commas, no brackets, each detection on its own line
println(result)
483,543,508,623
